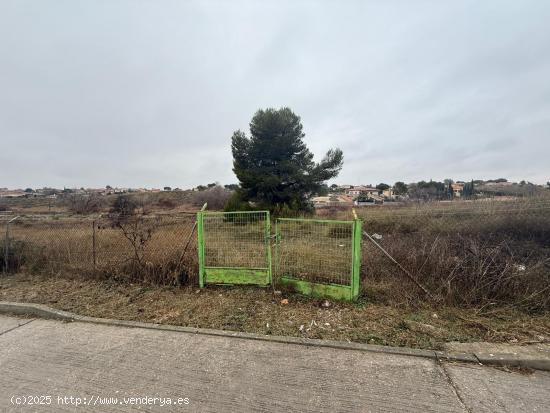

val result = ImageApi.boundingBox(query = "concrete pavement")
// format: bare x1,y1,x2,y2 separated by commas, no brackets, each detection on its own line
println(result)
0,315,549,412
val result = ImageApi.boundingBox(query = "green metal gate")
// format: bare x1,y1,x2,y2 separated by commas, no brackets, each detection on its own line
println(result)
275,218,362,301
197,211,272,286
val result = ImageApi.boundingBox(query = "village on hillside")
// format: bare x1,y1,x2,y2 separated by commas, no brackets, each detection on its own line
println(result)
1,179,547,212
312,179,548,208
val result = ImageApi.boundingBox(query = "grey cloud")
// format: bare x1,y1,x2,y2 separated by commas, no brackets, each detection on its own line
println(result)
0,0,549,189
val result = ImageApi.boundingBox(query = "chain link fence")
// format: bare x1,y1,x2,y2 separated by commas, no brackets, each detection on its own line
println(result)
354,198,550,309
1,213,198,285
2,197,549,307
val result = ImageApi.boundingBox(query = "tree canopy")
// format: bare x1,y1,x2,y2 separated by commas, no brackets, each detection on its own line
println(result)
376,183,390,191
393,181,408,195
231,107,343,212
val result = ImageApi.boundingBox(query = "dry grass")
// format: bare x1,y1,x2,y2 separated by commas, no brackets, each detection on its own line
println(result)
1,272,549,350
1,196,549,348
330,197,550,312
1,214,199,285
2,196,549,313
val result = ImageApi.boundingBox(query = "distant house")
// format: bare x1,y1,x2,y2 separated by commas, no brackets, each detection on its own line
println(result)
346,186,379,197
382,188,395,199
312,195,353,208
451,183,464,197
337,185,353,191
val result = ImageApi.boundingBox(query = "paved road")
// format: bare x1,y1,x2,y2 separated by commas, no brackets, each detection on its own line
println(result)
0,315,548,412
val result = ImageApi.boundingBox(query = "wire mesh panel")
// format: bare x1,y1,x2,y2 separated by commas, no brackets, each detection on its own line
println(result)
95,213,197,284
0,213,198,284
5,216,95,274
276,218,361,301
197,211,271,286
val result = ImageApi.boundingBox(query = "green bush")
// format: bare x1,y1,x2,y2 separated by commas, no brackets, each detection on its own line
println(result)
224,191,253,212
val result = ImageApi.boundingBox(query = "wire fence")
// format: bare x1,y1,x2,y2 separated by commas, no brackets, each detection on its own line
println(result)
198,211,271,286
201,211,269,269
1,213,197,284
275,218,361,300
352,199,550,309
276,219,354,285
2,197,549,306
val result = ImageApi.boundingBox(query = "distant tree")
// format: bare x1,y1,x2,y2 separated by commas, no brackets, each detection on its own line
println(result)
24,188,33,193
111,195,138,216
207,182,217,188
224,184,240,191
163,186,172,191
393,181,408,195
106,185,113,190
547,181,550,189
462,180,475,198
196,185,207,191
408,180,446,200
376,183,390,192
330,184,338,190
317,184,330,196
66,194,103,214
231,107,343,212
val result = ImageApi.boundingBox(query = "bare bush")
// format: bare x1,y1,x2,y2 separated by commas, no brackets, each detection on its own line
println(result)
357,199,550,311
111,194,152,215
191,186,232,210
66,194,104,214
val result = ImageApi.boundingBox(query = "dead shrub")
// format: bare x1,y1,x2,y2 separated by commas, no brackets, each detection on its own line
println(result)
66,194,104,214
360,203,550,312
191,186,232,210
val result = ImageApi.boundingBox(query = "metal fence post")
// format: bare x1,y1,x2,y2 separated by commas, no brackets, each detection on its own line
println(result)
351,218,362,300
3,221,9,274
197,211,205,288
92,220,97,269
266,211,272,284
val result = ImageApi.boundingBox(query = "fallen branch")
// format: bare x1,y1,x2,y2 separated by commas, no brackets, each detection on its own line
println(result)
362,230,438,302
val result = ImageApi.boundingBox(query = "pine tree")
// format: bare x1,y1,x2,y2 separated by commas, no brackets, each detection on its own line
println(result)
230,108,343,212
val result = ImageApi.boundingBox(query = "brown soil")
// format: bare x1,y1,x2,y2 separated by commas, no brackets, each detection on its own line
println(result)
1,272,548,350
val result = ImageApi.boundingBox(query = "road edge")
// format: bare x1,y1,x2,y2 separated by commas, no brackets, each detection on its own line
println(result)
1,301,548,371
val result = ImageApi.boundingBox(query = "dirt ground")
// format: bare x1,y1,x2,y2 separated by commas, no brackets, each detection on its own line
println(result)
1,272,549,350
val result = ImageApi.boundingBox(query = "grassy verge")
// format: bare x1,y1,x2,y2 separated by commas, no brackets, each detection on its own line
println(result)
1,272,549,350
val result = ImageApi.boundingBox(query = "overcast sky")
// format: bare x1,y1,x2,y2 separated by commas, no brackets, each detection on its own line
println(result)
1,0,549,189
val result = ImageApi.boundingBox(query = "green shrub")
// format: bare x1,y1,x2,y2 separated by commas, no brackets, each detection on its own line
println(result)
224,191,253,212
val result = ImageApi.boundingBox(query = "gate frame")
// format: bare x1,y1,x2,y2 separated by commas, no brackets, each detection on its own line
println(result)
197,210,272,287
275,218,362,301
